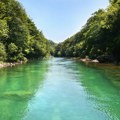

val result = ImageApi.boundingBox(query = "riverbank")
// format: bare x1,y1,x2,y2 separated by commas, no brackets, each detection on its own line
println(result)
80,58,99,63
0,61,26,69
71,57,99,63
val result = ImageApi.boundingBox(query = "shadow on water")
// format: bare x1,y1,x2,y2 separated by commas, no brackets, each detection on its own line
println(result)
0,60,49,120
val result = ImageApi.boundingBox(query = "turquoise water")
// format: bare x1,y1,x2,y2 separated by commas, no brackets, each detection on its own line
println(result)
0,58,120,120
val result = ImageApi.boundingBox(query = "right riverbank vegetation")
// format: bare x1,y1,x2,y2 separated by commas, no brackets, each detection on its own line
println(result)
0,0,120,65
54,0,120,64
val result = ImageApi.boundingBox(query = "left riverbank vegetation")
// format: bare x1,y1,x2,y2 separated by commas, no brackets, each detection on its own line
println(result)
54,0,120,64
0,0,52,64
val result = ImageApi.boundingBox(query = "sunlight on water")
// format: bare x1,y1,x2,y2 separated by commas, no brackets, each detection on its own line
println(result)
0,58,120,120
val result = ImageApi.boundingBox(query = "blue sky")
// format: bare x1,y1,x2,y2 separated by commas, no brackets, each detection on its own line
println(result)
19,0,109,43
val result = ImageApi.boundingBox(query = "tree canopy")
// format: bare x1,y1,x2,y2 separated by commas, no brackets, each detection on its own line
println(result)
0,0,51,62
55,0,120,64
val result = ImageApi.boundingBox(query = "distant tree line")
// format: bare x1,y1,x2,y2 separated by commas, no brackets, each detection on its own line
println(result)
55,0,120,64
0,0,51,62
48,40,57,56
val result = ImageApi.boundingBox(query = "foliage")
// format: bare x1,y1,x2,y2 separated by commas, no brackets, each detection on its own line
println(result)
48,40,57,56
0,42,6,61
0,0,50,62
55,0,120,64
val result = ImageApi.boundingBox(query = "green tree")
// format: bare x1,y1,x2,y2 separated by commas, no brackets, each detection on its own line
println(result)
0,0,51,62
55,0,120,64
0,42,6,61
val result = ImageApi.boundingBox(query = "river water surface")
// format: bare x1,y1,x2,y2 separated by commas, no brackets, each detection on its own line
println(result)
0,58,120,120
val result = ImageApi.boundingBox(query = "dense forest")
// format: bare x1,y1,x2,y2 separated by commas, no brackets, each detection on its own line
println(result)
1,0,120,64
55,0,120,64
48,40,57,56
0,0,51,62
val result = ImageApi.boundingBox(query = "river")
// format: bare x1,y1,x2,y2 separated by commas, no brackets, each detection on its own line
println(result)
0,58,120,120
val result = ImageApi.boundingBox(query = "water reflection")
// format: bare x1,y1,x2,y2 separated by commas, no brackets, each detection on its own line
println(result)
0,58,120,120
74,61,120,120
0,60,48,120
23,58,109,120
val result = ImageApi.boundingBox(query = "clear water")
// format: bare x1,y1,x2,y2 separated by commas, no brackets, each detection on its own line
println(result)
0,58,120,120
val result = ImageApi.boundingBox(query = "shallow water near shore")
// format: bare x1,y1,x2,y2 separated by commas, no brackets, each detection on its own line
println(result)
0,58,120,120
